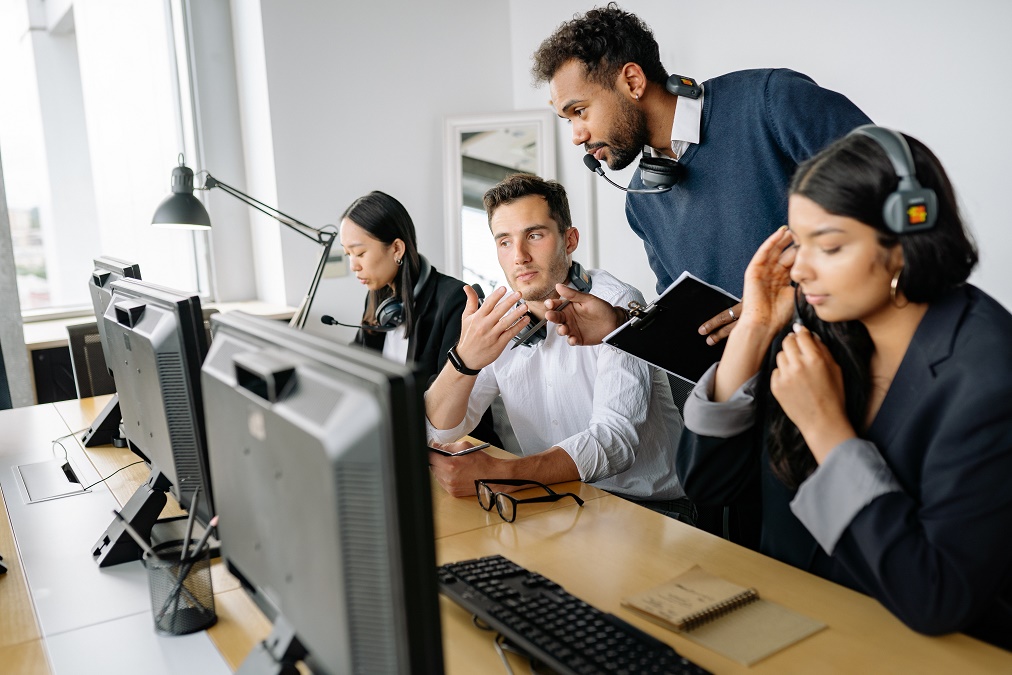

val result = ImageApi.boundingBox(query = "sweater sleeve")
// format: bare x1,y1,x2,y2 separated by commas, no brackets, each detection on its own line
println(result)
762,69,872,163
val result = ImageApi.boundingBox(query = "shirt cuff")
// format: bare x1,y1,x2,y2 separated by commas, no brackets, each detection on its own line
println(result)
424,414,469,446
682,363,759,438
790,438,902,553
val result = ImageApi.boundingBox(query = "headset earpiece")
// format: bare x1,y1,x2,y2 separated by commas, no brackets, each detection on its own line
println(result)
372,255,433,331
849,125,937,234
665,74,701,99
638,156,684,190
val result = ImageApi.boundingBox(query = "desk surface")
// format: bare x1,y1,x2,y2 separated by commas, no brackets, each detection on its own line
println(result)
2,398,1010,674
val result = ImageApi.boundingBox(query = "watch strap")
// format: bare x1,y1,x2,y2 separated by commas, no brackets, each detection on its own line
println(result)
447,343,481,376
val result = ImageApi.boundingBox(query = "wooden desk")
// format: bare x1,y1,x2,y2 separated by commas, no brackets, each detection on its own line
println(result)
4,399,1011,674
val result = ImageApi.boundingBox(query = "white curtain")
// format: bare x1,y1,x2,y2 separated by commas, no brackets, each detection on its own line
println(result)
0,149,34,407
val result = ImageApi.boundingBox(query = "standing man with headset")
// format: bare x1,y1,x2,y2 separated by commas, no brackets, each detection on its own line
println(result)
531,3,871,347
426,174,689,521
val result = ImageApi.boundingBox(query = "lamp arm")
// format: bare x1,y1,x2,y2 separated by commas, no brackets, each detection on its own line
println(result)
288,230,336,331
202,174,325,245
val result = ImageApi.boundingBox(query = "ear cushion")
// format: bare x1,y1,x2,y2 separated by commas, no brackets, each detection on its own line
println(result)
375,296,404,329
639,156,683,188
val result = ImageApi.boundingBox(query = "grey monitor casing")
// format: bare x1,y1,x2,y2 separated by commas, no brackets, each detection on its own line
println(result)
200,311,442,674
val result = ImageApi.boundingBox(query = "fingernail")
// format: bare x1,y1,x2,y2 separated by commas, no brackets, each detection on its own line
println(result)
705,336,714,346
698,326,708,335
779,224,788,231
793,322,804,334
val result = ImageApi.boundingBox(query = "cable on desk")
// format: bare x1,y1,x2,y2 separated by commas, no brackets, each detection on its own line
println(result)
80,461,144,491
51,427,90,461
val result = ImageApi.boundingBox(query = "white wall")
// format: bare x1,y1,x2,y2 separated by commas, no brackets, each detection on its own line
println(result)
231,0,515,341
509,0,1012,308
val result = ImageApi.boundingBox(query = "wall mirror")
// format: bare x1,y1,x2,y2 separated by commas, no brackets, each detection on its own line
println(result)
442,110,556,291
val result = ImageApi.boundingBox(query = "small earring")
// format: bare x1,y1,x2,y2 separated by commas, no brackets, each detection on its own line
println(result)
890,269,908,308
633,93,640,101
395,257,403,266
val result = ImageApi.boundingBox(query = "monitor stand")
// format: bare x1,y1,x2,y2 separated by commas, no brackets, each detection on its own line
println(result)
80,394,128,448
91,466,170,567
237,615,307,675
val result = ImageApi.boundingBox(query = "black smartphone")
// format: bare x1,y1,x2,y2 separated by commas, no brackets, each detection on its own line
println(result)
428,442,491,457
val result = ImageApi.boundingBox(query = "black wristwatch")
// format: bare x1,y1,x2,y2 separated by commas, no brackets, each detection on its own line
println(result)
447,343,481,376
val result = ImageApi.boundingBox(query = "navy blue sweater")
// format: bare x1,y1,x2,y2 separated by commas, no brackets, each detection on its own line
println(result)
625,69,871,297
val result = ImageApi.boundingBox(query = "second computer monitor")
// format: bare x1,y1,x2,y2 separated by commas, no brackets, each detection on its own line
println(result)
102,277,214,526
201,311,443,674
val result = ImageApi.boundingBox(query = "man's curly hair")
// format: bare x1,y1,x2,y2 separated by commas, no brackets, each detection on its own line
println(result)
531,3,667,88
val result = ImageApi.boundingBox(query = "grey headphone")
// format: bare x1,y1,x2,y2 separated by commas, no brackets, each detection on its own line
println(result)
849,125,938,234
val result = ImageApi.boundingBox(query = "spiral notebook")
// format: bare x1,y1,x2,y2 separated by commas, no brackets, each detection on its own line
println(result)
622,566,826,665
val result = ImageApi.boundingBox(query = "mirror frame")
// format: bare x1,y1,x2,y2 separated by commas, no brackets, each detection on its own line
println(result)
442,109,557,278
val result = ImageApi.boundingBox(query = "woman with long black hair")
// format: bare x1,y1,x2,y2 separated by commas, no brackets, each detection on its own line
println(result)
339,191,466,386
677,127,1012,648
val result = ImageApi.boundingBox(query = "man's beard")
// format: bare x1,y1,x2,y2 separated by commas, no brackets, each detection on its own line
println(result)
603,97,650,171
515,251,571,303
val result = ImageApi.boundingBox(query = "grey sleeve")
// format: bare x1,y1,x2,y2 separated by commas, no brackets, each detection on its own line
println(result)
682,363,760,438
790,438,902,553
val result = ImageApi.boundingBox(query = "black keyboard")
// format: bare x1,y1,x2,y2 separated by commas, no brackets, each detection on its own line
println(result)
438,554,711,675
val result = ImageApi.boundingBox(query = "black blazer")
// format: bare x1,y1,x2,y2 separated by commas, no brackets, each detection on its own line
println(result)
354,268,466,388
677,285,1012,649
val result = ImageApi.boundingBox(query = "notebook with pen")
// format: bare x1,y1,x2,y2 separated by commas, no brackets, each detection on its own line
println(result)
603,271,739,383
622,565,826,665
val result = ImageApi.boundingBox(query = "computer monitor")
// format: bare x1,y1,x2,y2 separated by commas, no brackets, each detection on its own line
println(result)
201,311,443,673
90,277,215,568
79,257,141,447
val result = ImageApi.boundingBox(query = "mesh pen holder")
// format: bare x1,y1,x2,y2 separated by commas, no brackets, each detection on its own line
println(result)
143,539,217,635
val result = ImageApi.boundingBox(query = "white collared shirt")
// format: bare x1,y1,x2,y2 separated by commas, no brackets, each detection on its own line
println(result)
652,87,704,161
426,269,684,501
381,324,410,364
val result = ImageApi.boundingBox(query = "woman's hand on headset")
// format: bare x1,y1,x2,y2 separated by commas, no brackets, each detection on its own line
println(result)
455,285,531,369
545,284,623,346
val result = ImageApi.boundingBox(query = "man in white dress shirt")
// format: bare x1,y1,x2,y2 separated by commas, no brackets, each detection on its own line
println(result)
426,174,690,520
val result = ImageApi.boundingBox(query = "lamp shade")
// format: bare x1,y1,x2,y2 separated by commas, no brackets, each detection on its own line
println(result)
151,162,211,229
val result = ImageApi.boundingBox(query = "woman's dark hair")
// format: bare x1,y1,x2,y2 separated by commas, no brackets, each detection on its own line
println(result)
341,191,421,335
767,131,978,488
531,3,668,88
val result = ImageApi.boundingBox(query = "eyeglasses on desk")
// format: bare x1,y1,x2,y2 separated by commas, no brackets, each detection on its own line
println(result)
474,479,584,523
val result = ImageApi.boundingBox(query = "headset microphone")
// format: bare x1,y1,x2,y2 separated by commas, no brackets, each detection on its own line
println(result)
583,153,681,194
321,315,399,331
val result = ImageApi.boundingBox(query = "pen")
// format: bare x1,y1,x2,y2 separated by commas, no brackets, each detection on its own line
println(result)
180,485,201,562
111,509,159,560
511,298,570,350
190,515,219,559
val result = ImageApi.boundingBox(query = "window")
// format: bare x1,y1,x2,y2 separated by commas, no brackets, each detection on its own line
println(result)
0,0,207,317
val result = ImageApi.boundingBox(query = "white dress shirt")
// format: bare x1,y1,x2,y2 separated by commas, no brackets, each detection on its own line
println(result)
426,269,684,501
649,86,704,161
380,324,410,364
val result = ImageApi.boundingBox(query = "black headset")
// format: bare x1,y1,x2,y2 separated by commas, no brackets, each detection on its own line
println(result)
510,261,592,349
584,74,700,194
321,254,432,332
849,125,938,233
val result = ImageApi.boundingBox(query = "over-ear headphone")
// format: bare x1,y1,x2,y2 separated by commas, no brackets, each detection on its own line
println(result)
583,73,701,194
849,125,938,234
321,254,432,332
511,261,592,349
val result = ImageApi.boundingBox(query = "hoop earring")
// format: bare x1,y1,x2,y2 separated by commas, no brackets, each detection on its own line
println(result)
890,269,908,308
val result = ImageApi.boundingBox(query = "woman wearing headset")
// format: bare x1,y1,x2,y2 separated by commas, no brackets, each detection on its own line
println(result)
677,127,1012,648
339,191,467,387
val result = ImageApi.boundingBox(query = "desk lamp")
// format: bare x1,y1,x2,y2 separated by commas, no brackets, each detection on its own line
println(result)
150,155,335,330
